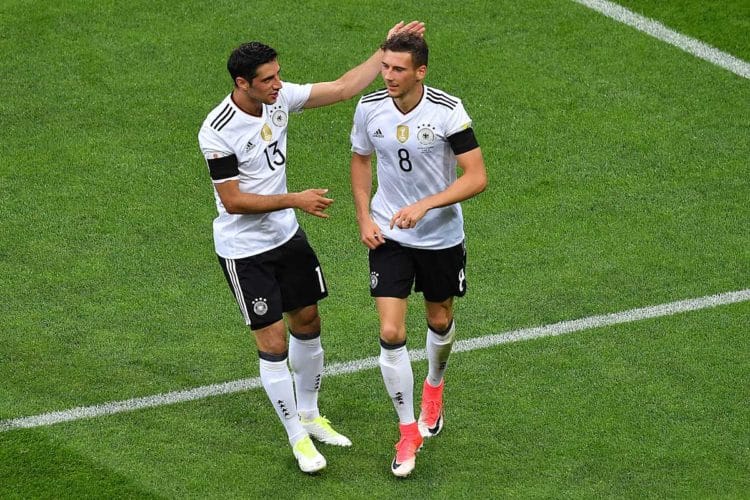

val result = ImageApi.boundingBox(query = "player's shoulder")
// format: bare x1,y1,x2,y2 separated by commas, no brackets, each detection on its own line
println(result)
278,81,313,109
424,86,462,111
278,81,307,99
200,94,238,135
358,88,390,106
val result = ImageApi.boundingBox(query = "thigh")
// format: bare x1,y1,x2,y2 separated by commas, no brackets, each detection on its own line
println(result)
275,229,329,312
414,241,467,302
368,239,415,299
218,254,283,330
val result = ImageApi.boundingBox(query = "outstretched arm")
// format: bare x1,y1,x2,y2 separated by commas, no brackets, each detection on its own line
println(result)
215,180,334,219
303,21,425,109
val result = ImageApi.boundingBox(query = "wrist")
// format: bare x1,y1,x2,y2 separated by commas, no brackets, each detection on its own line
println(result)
286,192,300,210
356,212,371,224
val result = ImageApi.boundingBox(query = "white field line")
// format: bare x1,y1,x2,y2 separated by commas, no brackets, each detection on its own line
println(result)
572,0,750,79
1,289,748,433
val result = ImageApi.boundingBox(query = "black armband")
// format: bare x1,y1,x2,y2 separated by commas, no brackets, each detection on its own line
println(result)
447,127,479,155
207,154,239,181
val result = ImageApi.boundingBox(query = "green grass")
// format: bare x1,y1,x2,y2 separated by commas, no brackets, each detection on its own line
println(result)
615,0,750,61
2,303,748,497
1,0,748,497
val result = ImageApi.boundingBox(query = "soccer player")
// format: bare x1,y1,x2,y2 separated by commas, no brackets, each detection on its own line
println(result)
349,33,487,477
197,21,425,474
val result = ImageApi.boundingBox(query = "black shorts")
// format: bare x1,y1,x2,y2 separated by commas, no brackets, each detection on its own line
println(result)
218,229,328,330
368,239,467,302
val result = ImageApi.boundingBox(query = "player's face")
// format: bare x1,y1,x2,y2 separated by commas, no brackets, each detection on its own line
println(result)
244,59,283,104
381,51,425,99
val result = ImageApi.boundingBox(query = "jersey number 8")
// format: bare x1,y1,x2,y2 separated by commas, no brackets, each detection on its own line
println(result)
397,148,412,172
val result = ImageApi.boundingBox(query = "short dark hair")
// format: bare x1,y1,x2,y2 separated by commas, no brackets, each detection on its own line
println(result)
227,42,277,84
381,33,428,68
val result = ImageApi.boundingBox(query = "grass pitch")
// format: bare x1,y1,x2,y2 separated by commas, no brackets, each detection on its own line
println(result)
1,0,748,497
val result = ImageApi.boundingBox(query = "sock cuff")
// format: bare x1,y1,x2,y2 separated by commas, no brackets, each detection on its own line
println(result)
289,330,321,341
258,350,288,362
427,319,455,337
380,338,407,350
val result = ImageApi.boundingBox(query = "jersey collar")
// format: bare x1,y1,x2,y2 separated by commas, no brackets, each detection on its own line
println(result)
391,84,426,116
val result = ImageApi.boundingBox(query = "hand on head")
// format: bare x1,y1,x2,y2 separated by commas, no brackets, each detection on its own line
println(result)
387,20,426,40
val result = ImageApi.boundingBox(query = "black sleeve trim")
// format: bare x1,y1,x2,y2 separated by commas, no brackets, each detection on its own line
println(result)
447,128,479,155
207,154,239,181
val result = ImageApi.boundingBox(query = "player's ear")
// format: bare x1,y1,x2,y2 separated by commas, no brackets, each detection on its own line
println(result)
235,76,250,89
416,65,427,81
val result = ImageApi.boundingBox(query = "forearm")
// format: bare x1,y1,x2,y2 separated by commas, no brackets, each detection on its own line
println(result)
337,50,384,101
400,161,486,222
421,149,488,210
305,50,383,108
350,156,374,223
422,174,486,211
221,190,299,215
389,164,487,230
304,21,425,109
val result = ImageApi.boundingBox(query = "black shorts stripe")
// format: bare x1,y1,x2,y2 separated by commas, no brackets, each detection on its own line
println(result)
225,257,252,325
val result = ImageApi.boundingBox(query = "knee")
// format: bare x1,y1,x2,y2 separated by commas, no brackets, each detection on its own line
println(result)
427,315,453,334
253,321,288,356
379,323,406,345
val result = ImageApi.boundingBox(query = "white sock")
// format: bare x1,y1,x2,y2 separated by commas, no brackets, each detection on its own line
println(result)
259,356,306,445
288,333,323,422
379,341,415,424
426,320,455,387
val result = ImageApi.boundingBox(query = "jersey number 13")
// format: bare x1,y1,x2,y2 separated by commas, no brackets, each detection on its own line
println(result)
263,141,286,170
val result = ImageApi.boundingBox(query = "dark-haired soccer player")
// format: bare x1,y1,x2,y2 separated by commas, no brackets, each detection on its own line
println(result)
350,33,487,477
198,21,425,474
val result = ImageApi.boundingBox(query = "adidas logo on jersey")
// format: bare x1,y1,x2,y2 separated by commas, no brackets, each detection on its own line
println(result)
372,128,384,138
245,139,255,152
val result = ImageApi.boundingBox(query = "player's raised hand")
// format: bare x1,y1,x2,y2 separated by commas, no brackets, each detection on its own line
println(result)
295,188,334,218
387,21,426,40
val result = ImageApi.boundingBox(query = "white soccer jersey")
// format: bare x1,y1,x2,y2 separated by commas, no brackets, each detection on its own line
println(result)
198,82,312,259
350,85,472,249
